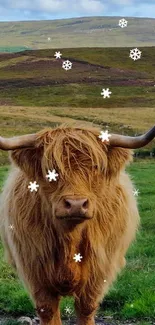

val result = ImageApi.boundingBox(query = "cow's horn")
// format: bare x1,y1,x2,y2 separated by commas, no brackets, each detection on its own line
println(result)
0,134,37,151
109,126,155,149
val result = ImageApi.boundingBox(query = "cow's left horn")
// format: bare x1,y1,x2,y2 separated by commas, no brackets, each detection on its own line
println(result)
109,126,155,149
0,134,37,151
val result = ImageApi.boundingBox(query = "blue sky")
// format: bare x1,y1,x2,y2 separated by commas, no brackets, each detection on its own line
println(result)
0,0,155,21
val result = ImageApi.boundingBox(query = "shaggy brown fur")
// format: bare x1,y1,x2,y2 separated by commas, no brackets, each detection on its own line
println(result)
0,124,140,325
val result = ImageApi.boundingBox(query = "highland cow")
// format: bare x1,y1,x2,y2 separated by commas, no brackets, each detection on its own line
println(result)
0,124,155,325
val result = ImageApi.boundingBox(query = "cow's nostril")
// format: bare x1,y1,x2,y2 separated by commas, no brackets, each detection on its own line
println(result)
64,198,89,212
64,199,71,209
83,199,88,209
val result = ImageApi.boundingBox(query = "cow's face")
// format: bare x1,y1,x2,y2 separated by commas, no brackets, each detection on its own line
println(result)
10,127,133,227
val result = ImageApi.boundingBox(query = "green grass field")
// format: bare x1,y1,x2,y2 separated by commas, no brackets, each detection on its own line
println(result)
0,161,155,324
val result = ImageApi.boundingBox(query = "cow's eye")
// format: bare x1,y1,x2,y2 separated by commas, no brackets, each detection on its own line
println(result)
93,165,104,172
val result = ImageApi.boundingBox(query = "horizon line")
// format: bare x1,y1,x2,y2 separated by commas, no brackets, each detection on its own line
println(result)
0,15,155,23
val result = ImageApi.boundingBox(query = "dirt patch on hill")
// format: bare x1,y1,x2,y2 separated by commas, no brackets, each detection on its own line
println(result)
0,55,154,87
0,77,154,90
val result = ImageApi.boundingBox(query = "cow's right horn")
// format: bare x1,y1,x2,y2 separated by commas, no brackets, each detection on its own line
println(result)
109,126,155,149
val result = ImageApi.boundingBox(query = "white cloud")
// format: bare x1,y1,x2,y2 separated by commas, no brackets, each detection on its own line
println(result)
0,0,154,20
37,0,67,12
4,0,105,14
75,0,105,14
111,0,134,4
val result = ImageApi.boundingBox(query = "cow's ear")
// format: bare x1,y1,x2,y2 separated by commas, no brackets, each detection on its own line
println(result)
9,147,43,179
107,147,133,178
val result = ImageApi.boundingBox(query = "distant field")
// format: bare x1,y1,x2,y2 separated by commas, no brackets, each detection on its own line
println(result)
0,16,155,49
0,104,155,166
0,47,155,110
0,47,32,53
0,46,155,163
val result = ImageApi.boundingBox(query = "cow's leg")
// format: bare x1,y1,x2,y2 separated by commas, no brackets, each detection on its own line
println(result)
34,292,62,325
74,296,99,325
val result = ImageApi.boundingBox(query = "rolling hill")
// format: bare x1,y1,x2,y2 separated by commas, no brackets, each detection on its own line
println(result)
0,46,155,165
0,47,155,109
0,16,155,49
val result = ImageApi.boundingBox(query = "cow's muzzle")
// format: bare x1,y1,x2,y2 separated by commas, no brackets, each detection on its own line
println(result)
55,197,92,223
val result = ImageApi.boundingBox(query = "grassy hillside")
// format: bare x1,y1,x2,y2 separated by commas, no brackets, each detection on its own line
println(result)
0,16,155,49
0,47,155,110
0,46,155,165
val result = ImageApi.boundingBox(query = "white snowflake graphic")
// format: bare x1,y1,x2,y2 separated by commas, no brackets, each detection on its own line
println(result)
129,48,142,61
28,181,39,192
118,18,128,28
73,253,83,263
130,304,134,308
62,60,72,71
40,308,45,313
98,130,111,143
54,51,62,59
47,37,51,41
133,189,140,196
46,169,59,182
9,224,14,230
104,279,107,283
65,306,73,315
101,88,112,98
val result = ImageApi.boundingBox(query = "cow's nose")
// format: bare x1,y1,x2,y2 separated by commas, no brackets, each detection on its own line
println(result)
64,198,89,214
